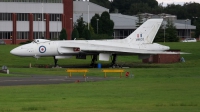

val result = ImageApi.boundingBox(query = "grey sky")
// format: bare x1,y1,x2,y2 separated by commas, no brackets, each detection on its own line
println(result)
157,0,200,6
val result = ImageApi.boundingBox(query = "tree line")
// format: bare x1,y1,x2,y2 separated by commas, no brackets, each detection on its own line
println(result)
90,0,200,39
90,0,200,19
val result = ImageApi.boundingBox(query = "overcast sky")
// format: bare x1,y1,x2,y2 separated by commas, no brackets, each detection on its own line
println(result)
156,0,200,6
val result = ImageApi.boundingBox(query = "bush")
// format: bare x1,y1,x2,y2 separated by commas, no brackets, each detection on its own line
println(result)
90,34,113,40
19,40,32,45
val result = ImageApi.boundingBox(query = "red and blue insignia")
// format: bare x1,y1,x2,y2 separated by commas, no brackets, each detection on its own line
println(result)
39,46,46,53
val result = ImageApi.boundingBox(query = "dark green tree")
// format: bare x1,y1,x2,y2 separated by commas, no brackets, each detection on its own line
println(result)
90,0,111,9
163,3,200,19
91,33,113,40
135,12,144,28
74,15,86,38
130,3,151,14
71,28,79,40
85,23,95,34
164,4,186,19
86,29,91,40
73,15,94,40
59,28,67,40
99,11,114,36
88,0,200,20
194,19,200,38
82,28,91,40
90,14,100,34
151,4,164,14
154,25,165,42
145,0,159,8
110,0,158,14
165,19,179,42
155,20,179,42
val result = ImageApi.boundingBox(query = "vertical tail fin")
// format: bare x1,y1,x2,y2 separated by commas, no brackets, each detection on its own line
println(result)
124,19,163,44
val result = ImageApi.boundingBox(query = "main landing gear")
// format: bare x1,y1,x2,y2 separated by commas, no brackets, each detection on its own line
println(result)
110,54,121,68
90,54,120,68
53,56,58,67
52,54,120,68
90,55,98,67
110,54,116,67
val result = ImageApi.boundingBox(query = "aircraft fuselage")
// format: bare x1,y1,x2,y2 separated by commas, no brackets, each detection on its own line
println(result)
10,39,170,59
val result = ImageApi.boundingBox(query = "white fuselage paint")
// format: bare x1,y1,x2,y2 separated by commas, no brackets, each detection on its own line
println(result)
10,39,169,58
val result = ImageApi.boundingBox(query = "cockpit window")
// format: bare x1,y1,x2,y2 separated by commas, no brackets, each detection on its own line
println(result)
32,40,37,43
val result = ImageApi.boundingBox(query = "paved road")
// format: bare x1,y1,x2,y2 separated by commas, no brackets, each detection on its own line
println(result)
0,75,111,86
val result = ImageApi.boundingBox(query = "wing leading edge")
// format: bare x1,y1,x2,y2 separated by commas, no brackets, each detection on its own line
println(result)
60,45,188,55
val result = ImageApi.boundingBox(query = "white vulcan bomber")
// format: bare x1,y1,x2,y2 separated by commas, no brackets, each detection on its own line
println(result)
10,19,183,67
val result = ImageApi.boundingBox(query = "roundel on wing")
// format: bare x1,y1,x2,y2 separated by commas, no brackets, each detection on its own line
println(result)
39,46,46,53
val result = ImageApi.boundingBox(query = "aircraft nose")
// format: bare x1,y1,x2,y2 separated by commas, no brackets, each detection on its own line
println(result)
10,44,36,56
10,46,29,56
10,47,23,56
10,43,36,56
10,49,15,55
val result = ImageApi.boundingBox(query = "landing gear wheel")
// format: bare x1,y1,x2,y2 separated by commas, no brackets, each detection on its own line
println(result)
53,56,58,67
110,54,119,68
90,55,98,68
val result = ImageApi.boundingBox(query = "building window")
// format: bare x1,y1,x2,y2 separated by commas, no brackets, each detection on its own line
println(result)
33,13,46,21
49,14,61,21
33,32,46,39
50,32,59,39
17,13,29,21
17,32,29,39
0,32,12,39
0,13,12,21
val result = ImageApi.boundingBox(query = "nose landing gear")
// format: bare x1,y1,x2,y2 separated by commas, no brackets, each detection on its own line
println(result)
53,56,58,67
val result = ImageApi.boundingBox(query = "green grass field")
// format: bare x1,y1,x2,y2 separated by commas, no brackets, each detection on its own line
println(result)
0,42,200,112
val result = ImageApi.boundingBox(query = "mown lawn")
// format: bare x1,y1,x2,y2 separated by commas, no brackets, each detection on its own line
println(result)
0,42,200,112
0,75,200,112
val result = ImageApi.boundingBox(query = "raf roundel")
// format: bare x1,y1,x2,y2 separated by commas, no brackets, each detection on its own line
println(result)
39,46,46,53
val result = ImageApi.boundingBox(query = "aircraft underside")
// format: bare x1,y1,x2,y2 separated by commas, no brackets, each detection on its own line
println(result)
53,53,121,68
